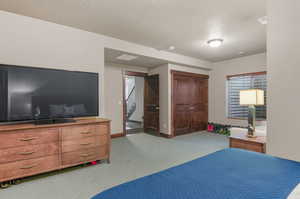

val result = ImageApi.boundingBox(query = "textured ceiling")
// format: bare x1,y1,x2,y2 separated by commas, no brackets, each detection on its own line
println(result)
0,0,266,62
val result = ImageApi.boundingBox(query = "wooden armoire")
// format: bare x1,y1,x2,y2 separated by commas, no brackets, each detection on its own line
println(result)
171,70,209,136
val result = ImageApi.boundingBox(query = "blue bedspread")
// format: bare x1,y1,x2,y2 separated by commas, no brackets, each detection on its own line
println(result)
92,148,300,199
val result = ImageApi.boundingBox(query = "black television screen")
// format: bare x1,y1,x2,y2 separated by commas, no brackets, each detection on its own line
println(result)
0,65,99,123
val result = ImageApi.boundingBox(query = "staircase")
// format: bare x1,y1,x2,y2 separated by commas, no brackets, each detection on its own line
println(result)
126,86,136,120
127,102,136,119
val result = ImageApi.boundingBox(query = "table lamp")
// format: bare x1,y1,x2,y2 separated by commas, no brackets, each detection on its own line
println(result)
239,89,264,138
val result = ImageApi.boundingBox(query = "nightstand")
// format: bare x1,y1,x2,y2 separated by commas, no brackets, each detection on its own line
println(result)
229,132,266,153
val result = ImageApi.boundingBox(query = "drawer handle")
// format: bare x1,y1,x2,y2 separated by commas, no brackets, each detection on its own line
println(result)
80,143,92,146
18,151,35,155
80,153,94,157
81,131,92,134
20,164,37,169
19,137,37,142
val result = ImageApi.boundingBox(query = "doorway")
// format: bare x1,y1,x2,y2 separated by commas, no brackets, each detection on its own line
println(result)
124,72,146,134
123,71,159,135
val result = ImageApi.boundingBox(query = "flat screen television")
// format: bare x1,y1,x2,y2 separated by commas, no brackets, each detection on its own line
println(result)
0,64,99,124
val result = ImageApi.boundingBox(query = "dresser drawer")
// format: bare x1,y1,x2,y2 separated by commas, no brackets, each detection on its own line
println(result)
0,155,59,181
0,143,59,164
95,124,109,135
0,128,59,149
62,146,107,165
62,135,108,153
61,125,97,140
61,124,109,140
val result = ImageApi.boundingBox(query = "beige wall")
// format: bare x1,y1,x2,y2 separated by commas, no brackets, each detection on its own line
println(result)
0,10,106,116
104,63,124,134
104,62,148,134
0,10,272,139
0,11,211,135
210,53,267,126
267,0,300,161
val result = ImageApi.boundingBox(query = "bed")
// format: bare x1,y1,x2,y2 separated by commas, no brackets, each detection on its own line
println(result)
92,148,300,199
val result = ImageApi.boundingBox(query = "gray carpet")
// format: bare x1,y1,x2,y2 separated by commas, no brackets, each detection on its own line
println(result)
0,132,228,199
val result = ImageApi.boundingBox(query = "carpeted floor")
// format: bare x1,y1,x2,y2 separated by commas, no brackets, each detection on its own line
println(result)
0,132,228,199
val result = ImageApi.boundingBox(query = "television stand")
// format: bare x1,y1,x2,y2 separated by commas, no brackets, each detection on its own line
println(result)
34,118,76,125
0,118,111,187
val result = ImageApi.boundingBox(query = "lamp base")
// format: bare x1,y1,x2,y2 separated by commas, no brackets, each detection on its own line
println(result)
247,134,257,138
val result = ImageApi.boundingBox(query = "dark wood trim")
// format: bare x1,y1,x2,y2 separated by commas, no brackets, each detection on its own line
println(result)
160,133,174,139
125,71,148,77
171,70,209,79
111,132,125,139
171,70,209,137
226,71,267,79
171,71,175,137
122,73,127,136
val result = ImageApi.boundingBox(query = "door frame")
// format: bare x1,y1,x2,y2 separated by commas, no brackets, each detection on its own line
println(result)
171,70,209,137
123,71,148,136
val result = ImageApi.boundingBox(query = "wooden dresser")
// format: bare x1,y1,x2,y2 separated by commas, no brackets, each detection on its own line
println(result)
229,132,266,153
0,118,110,184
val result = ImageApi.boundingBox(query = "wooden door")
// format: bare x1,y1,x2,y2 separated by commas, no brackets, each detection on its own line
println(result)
172,71,209,136
173,75,192,135
144,75,159,133
190,78,208,131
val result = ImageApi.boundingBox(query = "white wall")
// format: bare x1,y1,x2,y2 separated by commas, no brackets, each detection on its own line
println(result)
267,0,300,161
210,53,267,126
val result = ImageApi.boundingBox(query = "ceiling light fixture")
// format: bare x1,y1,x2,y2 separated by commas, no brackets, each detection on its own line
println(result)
207,39,223,48
116,54,138,61
168,46,175,51
258,16,268,25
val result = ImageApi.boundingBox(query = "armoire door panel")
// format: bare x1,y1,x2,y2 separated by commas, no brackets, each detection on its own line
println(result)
190,110,207,131
174,105,190,134
174,76,191,105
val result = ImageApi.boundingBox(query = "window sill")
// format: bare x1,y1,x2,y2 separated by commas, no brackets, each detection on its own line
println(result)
228,117,267,121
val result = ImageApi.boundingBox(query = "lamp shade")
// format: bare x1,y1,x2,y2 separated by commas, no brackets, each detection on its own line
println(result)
239,89,264,106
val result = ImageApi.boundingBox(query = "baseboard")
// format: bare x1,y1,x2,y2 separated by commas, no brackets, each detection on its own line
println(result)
160,133,174,138
111,132,125,139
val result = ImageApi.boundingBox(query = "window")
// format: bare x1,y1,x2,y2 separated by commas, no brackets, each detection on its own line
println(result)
227,72,267,120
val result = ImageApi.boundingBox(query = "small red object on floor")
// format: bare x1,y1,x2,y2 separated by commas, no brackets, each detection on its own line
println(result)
207,124,214,132
91,161,97,165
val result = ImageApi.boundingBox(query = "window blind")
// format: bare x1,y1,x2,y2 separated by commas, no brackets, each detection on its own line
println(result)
227,73,267,120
